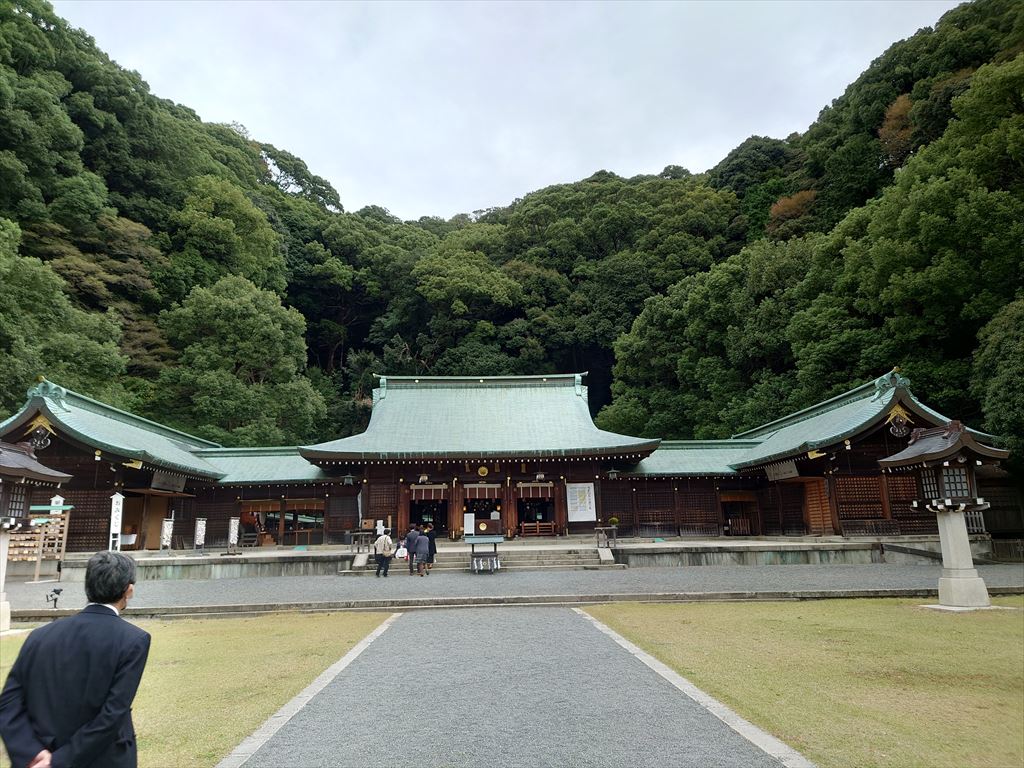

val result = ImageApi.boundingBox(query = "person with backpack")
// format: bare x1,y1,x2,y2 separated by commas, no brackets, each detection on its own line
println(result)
372,528,395,577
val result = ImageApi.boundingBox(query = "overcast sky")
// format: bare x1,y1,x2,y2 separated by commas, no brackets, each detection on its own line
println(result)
52,0,961,221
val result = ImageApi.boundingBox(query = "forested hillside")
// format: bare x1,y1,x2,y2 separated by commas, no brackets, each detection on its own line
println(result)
1,0,1021,461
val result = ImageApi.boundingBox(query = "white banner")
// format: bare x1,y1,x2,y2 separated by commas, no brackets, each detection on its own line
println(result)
566,483,597,522
109,492,124,551
228,517,240,546
160,518,173,549
194,518,207,548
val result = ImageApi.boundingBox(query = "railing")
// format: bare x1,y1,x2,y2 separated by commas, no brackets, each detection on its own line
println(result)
520,521,557,536
965,508,987,534
841,520,901,536
991,539,1024,562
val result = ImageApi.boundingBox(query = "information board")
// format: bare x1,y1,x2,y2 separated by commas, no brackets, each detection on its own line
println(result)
566,483,597,522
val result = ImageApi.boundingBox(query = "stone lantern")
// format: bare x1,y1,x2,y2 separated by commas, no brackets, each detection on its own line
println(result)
879,421,1009,609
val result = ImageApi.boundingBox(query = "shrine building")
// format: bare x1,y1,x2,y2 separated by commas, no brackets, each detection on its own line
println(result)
0,370,1017,553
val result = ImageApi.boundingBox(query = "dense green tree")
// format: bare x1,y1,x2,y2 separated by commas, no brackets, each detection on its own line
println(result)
598,236,817,438
0,0,1022,467
151,276,325,445
154,175,286,302
0,217,125,413
972,298,1024,468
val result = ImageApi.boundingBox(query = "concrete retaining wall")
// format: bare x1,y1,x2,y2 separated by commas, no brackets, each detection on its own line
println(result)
58,554,356,581
617,545,883,568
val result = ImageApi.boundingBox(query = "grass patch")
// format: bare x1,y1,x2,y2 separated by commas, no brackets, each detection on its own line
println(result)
2,611,389,767
586,597,1024,768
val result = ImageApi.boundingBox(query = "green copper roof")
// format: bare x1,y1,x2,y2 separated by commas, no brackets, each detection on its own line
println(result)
301,374,661,461
625,441,762,476
729,370,959,469
0,380,224,480
0,440,73,484
196,447,343,484
0,371,997,484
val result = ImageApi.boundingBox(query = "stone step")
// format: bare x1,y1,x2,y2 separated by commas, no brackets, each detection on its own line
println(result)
342,563,627,576
367,559,602,569
368,557,602,569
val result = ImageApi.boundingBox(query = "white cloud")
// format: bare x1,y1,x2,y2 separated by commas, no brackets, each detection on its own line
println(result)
53,0,961,219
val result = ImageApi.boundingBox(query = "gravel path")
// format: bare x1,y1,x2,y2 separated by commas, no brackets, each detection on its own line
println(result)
242,607,788,768
7,563,1022,611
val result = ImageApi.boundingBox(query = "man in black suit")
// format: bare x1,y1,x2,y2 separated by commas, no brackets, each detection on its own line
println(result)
0,550,151,768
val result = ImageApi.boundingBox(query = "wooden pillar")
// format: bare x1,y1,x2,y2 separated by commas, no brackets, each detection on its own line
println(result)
672,485,682,536
276,498,286,544
501,479,514,537
396,480,407,534
553,479,567,535
450,480,463,539
879,475,893,520
138,492,152,551
826,476,841,535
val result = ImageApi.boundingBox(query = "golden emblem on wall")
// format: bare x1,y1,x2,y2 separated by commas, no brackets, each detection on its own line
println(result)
477,465,489,477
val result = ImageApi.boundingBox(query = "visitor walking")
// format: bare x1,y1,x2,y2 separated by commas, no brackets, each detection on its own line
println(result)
372,528,395,577
414,527,431,576
404,524,420,575
424,522,437,571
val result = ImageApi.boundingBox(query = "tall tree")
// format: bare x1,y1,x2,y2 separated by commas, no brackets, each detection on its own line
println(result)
151,276,325,445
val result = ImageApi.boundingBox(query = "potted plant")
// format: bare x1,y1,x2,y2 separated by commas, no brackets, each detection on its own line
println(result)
607,517,619,528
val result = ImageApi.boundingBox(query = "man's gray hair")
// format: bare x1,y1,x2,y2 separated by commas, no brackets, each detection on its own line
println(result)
85,550,136,604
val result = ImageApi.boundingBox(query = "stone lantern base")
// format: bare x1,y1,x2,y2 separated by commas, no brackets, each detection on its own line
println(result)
937,567,991,608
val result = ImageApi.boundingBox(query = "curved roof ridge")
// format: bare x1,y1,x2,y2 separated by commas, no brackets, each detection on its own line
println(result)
657,439,763,449
196,446,302,456
732,379,879,439
375,372,586,383
30,380,221,449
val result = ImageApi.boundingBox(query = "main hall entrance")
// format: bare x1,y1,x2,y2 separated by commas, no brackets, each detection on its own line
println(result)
517,499,553,524
410,499,448,536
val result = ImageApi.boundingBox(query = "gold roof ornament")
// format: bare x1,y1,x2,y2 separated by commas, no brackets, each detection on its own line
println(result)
886,403,914,437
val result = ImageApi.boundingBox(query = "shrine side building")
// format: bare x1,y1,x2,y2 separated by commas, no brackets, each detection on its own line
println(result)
0,371,1018,552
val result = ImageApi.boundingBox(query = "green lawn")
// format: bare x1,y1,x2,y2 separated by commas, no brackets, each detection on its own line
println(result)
3,599,1022,768
586,597,1024,768
1,612,390,768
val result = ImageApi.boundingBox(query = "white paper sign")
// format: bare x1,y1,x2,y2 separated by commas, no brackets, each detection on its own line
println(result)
109,492,124,533
463,512,474,534
194,518,207,548
109,492,124,551
228,517,240,546
765,460,799,482
160,518,174,549
566,483,597,522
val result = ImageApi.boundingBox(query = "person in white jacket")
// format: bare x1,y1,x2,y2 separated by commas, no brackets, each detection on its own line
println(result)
372,529,395,577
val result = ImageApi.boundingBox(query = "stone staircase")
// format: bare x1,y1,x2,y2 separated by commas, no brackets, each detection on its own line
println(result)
349,546,624,575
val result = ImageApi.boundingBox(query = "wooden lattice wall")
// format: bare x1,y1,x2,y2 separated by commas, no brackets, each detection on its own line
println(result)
887,474,936,534
43,488,110,552
326,495,359,543
368,483,397,519
635,483,674,528
599,483,633,528
678,481,720,535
